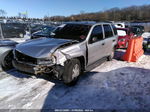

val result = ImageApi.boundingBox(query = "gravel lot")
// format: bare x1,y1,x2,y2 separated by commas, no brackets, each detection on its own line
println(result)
0,50,150,110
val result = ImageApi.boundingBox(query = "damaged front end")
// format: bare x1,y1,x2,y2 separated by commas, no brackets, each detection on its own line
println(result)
12,48,68,79
12,37,81,79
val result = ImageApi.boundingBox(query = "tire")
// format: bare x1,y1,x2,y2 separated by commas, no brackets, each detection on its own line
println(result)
63,59,81,86
108,48,115,61
1,51,13,70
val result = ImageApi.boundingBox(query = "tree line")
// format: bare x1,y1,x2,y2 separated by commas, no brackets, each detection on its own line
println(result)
0,4,150,22
44,5,150,22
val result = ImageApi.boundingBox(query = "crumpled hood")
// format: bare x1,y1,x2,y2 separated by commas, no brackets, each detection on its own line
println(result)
15,37,74,58
0,39,18,46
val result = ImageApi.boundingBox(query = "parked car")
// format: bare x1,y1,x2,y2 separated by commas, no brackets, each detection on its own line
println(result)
142,32,150,51
0,26,30,70
116,28,134,49
31,26,56,39
0,40,18,70
131,25,145,34
114,22,126,28
30,24,45,34
1,23,27,38
143,36,150,51
13,22,118,85
130,26,143,36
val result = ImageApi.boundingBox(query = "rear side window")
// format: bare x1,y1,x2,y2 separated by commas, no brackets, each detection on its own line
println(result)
89,25,103,43
103,24,113,38
112,25,117,35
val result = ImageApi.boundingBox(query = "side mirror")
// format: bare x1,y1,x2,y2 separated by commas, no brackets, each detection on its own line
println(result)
92,36,98,43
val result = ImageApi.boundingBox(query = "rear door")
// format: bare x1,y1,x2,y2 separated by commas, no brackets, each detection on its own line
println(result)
87,25,106,65
103,24,117,56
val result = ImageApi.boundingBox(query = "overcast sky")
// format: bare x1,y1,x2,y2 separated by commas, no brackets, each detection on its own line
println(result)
0,0,150,18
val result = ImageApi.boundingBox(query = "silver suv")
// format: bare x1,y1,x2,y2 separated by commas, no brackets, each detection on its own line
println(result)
13,22,118,85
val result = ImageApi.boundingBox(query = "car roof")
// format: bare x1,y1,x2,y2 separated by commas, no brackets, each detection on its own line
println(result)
132,25,144,29
63,21,113,26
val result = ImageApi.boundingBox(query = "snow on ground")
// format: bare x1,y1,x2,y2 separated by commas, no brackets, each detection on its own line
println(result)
0,50,150,110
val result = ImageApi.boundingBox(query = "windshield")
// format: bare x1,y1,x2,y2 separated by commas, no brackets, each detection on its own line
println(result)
52,24,91,41
131,27,142,35
42,26,54,34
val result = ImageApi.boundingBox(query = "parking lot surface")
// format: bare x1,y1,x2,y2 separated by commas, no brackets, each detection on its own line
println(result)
0,51,150,110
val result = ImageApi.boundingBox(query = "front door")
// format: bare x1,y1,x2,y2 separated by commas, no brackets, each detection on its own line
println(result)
87,25,106,66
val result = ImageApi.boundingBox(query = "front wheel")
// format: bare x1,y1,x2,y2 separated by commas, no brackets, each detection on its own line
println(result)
63,59,81,86
1,51,13,70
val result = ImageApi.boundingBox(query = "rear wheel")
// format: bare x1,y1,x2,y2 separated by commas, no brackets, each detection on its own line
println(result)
108,48,115,61
63,59,81,86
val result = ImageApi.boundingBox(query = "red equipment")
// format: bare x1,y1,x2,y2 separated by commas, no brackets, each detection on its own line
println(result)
116,28,134,49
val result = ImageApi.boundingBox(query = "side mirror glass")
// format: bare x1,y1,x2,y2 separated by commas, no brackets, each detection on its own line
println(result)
92,36,98,43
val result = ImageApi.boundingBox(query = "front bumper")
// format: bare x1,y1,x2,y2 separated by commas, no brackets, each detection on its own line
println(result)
12,59,64,77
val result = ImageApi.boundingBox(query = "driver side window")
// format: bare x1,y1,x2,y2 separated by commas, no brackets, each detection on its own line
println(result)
89,25,103,44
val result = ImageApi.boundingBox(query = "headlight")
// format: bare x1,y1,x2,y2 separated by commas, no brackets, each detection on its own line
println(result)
51,55,56,63
37,55,56,65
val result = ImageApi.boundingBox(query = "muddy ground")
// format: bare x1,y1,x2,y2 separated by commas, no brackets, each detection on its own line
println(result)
0,50,150,111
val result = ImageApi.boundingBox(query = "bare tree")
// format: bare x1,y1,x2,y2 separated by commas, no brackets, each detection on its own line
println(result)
0,9,7,17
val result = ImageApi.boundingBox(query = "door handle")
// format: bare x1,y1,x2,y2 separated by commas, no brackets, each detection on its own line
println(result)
102,43,105,45
113,40,116,42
